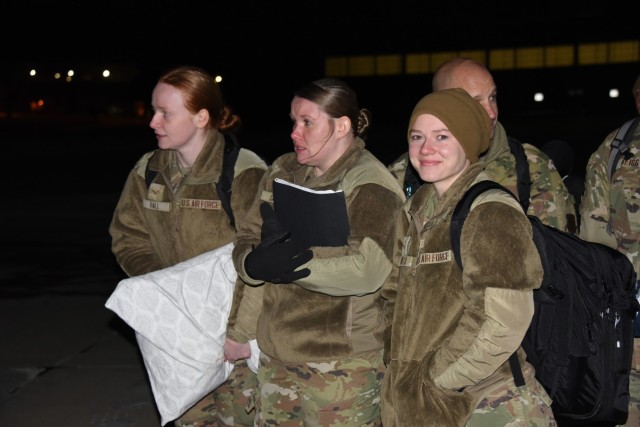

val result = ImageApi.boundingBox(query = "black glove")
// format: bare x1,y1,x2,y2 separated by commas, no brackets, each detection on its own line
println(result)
245,203,312,283
245,234,313,283
258,202,288,246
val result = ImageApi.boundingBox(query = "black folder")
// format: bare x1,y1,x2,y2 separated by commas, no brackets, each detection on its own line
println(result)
272,178,350,247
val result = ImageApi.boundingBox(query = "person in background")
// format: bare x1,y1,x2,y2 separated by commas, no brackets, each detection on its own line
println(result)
388,57,577,234
227,77,404,426
579,73,640,427
381,88,556,426
109,65,267,427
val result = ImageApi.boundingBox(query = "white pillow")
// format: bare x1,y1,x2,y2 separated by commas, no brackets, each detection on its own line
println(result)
105,243,259,425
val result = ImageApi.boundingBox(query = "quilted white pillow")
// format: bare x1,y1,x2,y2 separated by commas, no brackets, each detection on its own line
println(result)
105,243,259,425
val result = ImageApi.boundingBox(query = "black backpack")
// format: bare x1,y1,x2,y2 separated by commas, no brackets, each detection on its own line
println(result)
451,179,639,426
145,132,241,228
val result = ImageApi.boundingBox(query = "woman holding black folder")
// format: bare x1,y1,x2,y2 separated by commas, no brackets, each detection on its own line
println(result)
226,77,404,426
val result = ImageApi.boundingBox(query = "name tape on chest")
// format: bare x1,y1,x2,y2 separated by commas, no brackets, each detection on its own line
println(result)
143,198,222,212
417,250,452,265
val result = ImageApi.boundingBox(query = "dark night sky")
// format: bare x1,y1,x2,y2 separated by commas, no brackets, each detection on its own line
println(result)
1,0,639,189
7,1,639,70
7,1,638,110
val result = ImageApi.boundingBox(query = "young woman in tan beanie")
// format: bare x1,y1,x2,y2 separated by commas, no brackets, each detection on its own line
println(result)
381,88,557,426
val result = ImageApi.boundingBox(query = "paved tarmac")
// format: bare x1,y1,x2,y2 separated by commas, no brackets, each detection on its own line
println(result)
0,191,167,426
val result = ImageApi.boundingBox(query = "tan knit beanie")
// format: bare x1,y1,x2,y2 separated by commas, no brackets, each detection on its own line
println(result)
407,88,491,163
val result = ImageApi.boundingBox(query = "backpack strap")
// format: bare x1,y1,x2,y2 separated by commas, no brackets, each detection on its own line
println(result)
608,117,640,181
216,132,241,228
145,152,158,188
450,180,526,387
507,137,532,213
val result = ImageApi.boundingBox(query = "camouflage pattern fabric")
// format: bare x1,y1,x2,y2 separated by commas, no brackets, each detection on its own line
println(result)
466,374,557,427
489,144,576,234
480,125,576,234
387,152,412,197
579,124,640,274
175,359,257,427
623,369,640,426
616,337,640,426
580,124,640,427
253,351,384,427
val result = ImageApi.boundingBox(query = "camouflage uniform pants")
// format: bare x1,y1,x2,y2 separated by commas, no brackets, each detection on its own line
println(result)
619,337,640,426
466,364,557,427
175,359,257,427
254,350,385,427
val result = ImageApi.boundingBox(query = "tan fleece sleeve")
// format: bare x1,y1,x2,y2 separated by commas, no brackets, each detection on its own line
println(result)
434,288,534,390
295,237,391,296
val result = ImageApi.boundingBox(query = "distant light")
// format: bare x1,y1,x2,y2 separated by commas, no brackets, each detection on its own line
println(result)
609,88,620,98
29,69,36,77
534,92,544,102
102,69,111,78
54,72,61,80
215,75,222,83
65,76,73,83
30,99,45,111
67,69,74,77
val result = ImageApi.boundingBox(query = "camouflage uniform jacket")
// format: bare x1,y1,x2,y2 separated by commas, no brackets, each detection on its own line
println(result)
579,123,640,274
109,131,267,277
381,163,543,426
230,137,405,363
388,121,577,233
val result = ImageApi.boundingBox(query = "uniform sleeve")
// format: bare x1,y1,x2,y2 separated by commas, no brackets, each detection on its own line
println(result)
230,151,268,227
295,183,405,296
381,206,410,365
432,201,541,389
231,169,269,285
109,169,164,277
226,276,263,342
226,166,269,343
579,136,618,248
526,146,578,234
434,288,534,389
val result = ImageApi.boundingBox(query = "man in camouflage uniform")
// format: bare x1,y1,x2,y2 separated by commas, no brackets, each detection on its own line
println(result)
388,57,577,234
580,74,640,426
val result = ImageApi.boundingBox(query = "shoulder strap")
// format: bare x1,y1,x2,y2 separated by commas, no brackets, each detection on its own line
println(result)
450,179,526,388
450,180,516,268
507,137,532,213
144,152,158,188
608,117,640,180
216,132,241,228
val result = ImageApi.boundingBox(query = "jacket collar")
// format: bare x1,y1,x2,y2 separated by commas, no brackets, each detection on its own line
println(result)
279,137,367,189
480,121,510,164
148,131,226,184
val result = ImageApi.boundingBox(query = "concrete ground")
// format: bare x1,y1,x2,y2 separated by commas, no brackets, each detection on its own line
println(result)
0,191,167,426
